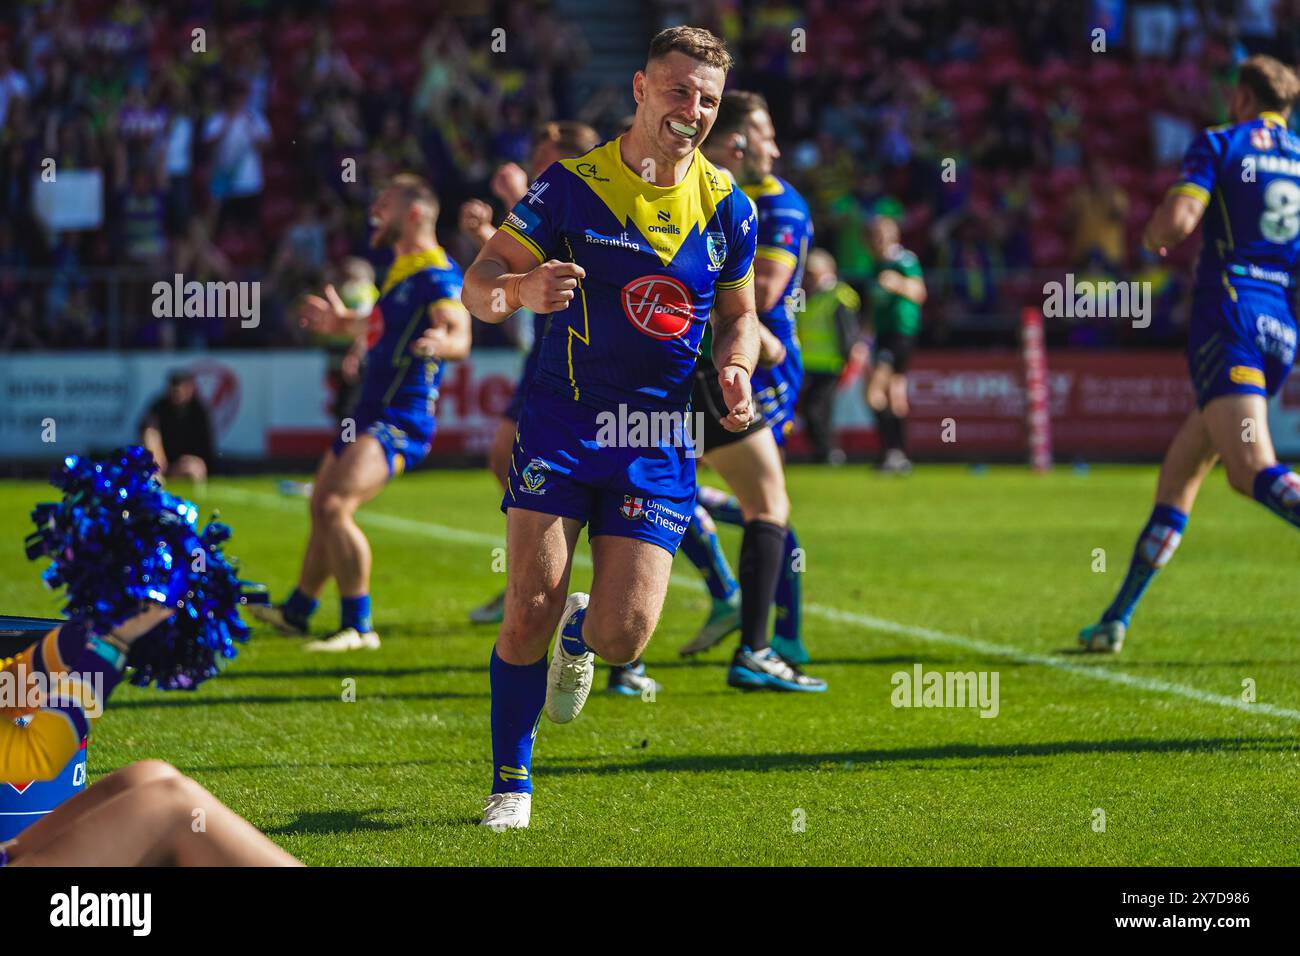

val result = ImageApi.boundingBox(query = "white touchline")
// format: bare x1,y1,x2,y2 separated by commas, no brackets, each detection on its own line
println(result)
216,485,1300,725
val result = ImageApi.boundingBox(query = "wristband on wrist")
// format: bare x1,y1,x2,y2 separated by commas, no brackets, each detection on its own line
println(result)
88,634,128,672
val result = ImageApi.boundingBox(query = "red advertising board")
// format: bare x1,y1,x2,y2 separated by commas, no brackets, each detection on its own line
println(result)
888,350,1194,459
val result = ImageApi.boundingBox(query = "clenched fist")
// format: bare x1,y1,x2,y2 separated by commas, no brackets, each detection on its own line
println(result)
517,260,586,313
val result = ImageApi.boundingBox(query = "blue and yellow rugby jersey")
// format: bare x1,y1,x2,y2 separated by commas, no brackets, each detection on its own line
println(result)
498,136,757,413
357,247,465,416
1175,112,1300,404
2,621,117,783
1175,112,1300,294
741,173,812,344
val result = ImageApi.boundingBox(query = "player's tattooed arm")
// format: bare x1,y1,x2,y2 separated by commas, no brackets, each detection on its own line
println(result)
712,282,761,432
1143,192,1207,256
411,301,472,361
462,228,585,322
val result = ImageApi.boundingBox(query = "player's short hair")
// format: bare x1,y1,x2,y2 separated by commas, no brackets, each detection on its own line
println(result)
647,26,733,72
1237,55,1300,114
385,173,439,222
712,91,769,139
534,121,600,159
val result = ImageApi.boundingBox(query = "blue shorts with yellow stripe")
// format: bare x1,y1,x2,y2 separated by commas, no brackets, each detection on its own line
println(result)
751,344,803,447
1187,283,1297,408
502,383,696,555
332,402,435,478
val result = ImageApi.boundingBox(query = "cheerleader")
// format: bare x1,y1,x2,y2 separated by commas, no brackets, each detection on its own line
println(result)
1,607,299,866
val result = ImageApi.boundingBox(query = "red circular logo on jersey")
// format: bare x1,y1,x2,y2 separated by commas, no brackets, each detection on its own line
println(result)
621,275,694,339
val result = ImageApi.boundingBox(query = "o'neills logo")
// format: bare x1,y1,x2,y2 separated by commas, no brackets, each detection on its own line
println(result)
621,275,693,339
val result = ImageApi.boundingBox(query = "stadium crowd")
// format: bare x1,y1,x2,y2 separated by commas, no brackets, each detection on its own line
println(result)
1,0,1298,351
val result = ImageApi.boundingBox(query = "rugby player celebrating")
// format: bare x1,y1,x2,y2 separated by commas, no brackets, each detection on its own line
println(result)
461,27,760,829
253,176,471,651
1080,57,1300,652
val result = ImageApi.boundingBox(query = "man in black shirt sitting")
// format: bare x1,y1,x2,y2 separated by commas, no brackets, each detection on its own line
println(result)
139,370,214,483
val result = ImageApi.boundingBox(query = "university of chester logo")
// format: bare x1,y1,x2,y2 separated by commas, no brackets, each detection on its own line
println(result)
620,495,645,519
621,275,694,339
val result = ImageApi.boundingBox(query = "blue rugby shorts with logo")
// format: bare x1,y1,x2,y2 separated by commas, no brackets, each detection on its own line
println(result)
1187,282,1297,408
501,383,696,555
332,401,435,478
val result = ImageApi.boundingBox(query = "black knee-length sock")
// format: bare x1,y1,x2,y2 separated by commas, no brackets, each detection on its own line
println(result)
738,519,786,653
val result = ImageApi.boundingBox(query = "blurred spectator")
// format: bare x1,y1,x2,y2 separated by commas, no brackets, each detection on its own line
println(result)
796,249,862,465
0,0,1291,352
1069,157,1129,270
0,42,29,128
161,80,195,237
138,370,214,483
0,297,44,350
203,78,269,235
934,212,998,324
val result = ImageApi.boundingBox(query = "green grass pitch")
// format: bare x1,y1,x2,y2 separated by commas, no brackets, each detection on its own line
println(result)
2,464,1298,866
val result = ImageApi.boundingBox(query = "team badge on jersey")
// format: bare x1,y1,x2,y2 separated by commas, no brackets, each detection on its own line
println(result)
1252,127,1274,151
705,231,727,271
521,458,550,494
622,275,694,339
620,495,645,519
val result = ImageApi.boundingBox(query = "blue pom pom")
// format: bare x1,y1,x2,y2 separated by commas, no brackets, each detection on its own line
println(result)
24,447,263,690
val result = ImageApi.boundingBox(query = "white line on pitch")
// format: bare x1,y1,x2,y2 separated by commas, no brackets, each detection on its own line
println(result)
216,484,1300,725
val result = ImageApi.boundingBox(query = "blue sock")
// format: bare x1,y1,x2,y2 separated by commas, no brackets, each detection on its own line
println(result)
681,504,740,602
284,588,318,627
558,605,588,656
774,526,802,641
490,649,547,794
1102,504,1188,626
341,594,372,633
698,485,744,526
1253,464,1300,528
